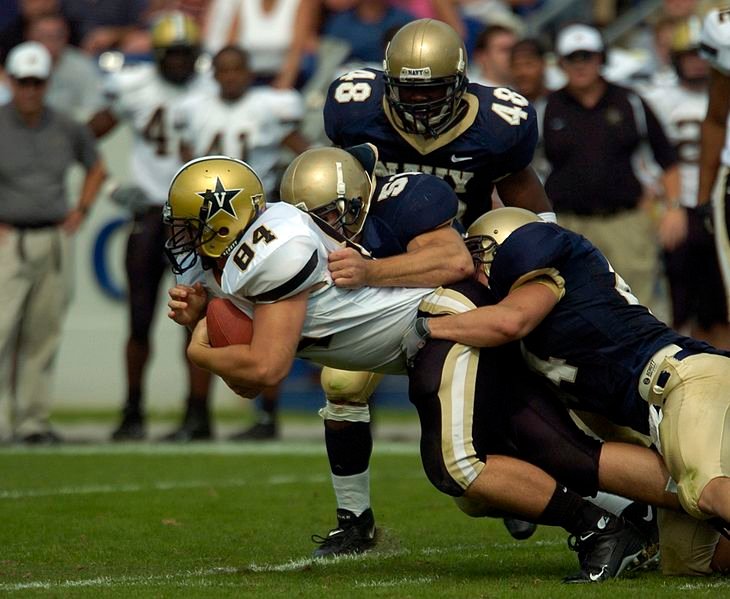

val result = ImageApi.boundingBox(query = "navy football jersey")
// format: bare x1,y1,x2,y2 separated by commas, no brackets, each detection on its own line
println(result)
362,172,458,258
488,222,716,433
324,68,538,228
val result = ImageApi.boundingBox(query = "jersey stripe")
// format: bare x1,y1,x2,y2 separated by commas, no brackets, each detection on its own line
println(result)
248,250,319,302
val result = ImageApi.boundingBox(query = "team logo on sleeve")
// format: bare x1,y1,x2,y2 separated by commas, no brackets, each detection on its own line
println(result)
197,177,241,219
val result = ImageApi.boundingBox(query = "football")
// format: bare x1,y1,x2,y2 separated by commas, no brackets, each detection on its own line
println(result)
206,297,254,347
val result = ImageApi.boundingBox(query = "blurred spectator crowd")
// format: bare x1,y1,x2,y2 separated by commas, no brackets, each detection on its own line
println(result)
0,0,728,443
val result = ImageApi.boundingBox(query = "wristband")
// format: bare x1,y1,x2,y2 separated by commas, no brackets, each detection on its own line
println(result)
415,317,431,340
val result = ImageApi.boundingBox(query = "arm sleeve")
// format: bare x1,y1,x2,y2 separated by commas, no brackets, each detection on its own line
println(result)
494,103,539,180
100,72,124,117
73,122,100,169
643,97,679,170
323,80,344,146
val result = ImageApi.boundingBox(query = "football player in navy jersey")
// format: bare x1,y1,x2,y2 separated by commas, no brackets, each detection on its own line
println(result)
323,18,553,231
280,146,475,556
321,16,551,544
404,207,730,575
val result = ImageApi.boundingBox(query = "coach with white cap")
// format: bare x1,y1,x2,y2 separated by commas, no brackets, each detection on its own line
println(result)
0,41,106,443
541,23,682,311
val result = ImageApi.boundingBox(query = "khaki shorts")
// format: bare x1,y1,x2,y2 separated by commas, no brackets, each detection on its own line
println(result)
658,508,718,576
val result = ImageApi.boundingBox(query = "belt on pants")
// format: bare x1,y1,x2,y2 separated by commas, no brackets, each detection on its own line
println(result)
637,343,697,404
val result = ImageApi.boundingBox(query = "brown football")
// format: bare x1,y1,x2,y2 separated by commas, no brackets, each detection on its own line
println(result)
206,297,253,347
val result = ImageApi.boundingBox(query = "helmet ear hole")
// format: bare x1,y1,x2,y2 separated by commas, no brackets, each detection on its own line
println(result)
218,227,229,236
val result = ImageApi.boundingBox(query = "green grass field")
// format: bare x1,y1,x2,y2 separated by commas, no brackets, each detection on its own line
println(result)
1,438,729,597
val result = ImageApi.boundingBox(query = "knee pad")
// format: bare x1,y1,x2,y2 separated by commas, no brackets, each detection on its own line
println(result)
320,368,382,404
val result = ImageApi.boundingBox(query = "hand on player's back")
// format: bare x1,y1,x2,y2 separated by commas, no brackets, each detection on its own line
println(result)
328,248,371,289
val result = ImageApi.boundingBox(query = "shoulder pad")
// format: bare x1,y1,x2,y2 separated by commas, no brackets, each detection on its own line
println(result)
701,9,730,74
221,204,327,303
468,84,538,167
376,172,457,227
490,223,570,298
324,68,384,144
257,88,304,121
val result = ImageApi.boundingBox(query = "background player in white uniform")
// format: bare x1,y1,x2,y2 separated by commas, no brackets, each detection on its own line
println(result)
88,12,214,441
176,45,309,197
171,44,309,439
644,19,730,350
698,6,730,319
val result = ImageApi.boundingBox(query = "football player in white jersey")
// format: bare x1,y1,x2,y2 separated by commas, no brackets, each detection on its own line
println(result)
88,11,215,442
175,45,309,197
171,44,309,440
165,155,700,582
645,18,730,349
699,6,730,320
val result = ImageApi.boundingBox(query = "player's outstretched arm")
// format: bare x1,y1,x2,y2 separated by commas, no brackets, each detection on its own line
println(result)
329,226,474,288
698,68,730,205
428,280,558,346
187,288,309,390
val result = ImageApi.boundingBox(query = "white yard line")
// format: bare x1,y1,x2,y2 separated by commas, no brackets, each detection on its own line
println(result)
0,548,425,592
355,576,438,588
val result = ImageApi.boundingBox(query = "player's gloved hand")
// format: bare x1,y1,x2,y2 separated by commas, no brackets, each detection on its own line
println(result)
401,317,431,368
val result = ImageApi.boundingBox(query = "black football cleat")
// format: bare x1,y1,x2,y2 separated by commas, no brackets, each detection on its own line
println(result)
311,508,376,558
229,421,278,441
160,419,212,442
563,514,645,583
111,410,145,441
619,502,660,570
19,430,62,444
503,518,538,540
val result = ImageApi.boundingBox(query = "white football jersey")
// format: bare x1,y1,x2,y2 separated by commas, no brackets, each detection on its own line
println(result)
701,7,730,166
644,83,707,207
174,87,303,194
193,203,436,374
103,64,213,203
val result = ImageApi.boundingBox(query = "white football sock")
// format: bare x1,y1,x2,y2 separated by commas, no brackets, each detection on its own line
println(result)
332,469,371,517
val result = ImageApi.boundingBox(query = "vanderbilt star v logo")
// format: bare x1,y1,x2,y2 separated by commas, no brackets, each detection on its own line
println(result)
197,178,241,218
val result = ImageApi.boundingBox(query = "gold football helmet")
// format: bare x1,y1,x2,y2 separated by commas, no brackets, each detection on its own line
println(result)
164,156,265,273
670,16,707,84
383,19,468,137
151,11,200,84
465,207,540,276
152,11,200,49
279,145,375,240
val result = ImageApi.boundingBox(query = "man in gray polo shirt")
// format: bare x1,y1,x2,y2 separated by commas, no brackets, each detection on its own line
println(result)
0,41,106,443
